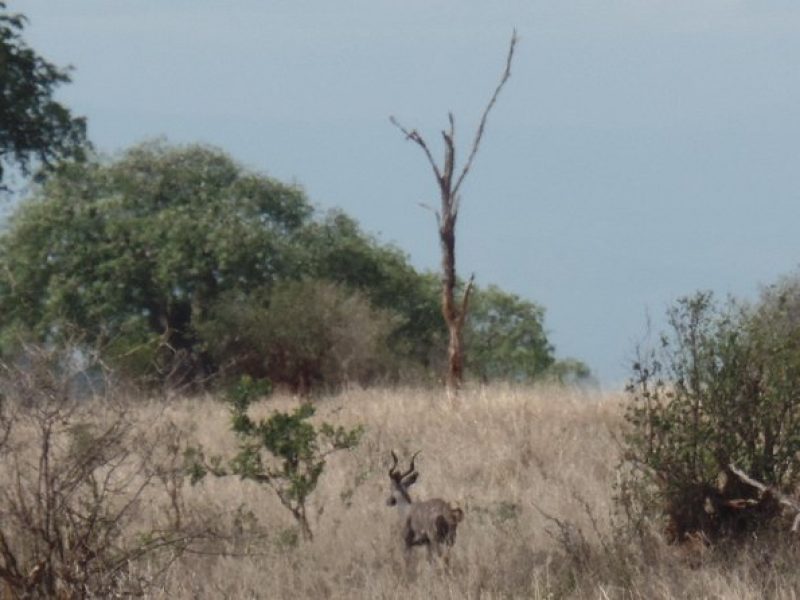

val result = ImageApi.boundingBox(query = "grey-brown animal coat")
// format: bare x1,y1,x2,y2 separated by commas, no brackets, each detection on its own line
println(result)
387,451,464,563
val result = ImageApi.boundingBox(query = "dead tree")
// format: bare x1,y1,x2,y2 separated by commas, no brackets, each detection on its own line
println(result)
390,32,517,398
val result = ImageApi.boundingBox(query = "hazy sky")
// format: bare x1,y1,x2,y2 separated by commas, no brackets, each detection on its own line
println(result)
15,1,800,386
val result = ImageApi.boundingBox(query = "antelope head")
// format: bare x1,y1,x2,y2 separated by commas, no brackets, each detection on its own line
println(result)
387,450,420,509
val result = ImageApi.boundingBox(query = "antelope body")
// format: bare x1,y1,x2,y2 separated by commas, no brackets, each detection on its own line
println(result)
387,451,464,564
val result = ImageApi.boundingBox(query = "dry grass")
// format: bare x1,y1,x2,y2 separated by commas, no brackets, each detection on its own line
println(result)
8,384,800,598
124,384,800,599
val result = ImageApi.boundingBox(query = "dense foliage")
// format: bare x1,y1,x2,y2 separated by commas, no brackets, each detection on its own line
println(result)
623,279,800,541
465,284,554,382
0,141,570,390
0,142,311,384
198,280,400,391
0,2,87,189
295,211,444,372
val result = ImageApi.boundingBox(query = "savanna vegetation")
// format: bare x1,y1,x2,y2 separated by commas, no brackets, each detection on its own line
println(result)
4,355,800,599
0,141,579,391
3,3,800,598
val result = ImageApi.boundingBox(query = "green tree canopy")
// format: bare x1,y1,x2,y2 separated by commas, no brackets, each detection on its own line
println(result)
464,284,555,382
296,211,443,368
0,141,311,382
0,2,87,189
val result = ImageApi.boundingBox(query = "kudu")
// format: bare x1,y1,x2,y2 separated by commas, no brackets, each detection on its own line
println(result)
387,451,464,565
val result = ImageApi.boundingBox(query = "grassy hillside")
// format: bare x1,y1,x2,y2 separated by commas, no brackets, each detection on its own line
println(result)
132,386,797,598
3,382,799,598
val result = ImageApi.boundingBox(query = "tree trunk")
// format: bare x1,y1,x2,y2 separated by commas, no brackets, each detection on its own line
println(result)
440,208,472,397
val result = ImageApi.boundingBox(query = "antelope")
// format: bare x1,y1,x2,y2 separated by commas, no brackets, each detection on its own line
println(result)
387,450,464,566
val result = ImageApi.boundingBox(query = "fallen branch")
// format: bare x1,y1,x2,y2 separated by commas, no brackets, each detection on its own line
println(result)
728,463,800,532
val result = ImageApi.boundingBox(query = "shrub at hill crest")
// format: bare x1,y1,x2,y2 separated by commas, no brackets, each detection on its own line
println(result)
623,280,800,541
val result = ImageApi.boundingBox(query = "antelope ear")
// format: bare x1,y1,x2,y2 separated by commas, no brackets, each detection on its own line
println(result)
403,472,419,487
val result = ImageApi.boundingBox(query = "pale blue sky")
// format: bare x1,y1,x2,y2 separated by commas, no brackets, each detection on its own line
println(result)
15,1,800,386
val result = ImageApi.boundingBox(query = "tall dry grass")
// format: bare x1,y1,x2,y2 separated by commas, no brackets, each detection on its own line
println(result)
12,384,799,598
115,384,798,599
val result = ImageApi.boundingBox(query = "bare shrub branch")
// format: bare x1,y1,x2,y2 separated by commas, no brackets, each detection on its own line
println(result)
0,344,204,597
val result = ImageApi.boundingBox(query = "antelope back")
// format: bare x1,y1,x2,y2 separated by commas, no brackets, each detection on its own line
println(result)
409,498,463,545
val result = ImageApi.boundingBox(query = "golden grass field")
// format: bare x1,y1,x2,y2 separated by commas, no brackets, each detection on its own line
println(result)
118,385,797,599
4,382,800,598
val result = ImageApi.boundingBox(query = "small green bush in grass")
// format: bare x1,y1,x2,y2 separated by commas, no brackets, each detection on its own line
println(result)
188,376,362,541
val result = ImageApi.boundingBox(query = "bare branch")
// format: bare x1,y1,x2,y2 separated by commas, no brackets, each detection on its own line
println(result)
453,30,517,196
728,463,800,532
451,193,462,218
728,464,770,494
458,274,476,328
389,115,443,184
390,32,516,398
417,202,442,230
531,501,591,566
441,128,455,196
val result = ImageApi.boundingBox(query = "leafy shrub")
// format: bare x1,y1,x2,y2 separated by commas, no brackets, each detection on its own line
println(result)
461,284,591,385
298,211,445,370
198,280,400,392
622,282,800,541
187,376,362,541
0,139,568,390
542,358,593,385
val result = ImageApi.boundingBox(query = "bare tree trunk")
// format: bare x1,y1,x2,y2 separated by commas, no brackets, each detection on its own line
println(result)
440,207,474,395
391,32,516,398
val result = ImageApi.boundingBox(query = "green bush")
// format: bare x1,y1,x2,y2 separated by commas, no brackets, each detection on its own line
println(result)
198,279,401,392
0,137,568,390
622,281,800,541
0,142,449,388
187,376,362,541
297,211,445,369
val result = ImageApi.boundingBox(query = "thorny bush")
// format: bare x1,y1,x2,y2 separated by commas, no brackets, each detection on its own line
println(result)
0,345,195,598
